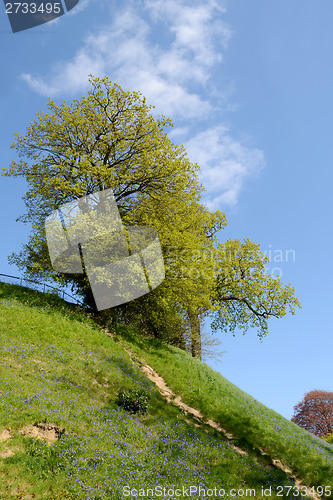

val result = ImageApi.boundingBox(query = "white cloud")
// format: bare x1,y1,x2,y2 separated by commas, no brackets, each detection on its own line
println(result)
145,0,230,65
21,49,105,95
20,1,229,119
19,0,265,210
20,73,56,96
67,0,96,16
185,126,265,210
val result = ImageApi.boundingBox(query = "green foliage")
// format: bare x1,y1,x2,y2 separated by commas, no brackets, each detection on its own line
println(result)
2,75,204,292
324,432,333,444
2,75,226,350
115,387,150,415
211,239,301,338
2,75,301,355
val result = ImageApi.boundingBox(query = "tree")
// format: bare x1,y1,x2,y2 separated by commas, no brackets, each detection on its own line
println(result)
2,75,301,360
167,237,301,359
2,75,225,350
3,76,201,283
291,390,333,437
109,192,226,356
136,193,226,359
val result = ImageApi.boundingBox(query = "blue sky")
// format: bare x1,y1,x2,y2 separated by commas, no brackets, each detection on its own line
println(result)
0,0,332,420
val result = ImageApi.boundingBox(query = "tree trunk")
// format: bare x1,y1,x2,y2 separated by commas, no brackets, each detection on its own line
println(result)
188,309,201,361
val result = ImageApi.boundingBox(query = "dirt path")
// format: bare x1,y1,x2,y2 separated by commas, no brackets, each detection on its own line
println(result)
140,363,247,455
126,352,321,500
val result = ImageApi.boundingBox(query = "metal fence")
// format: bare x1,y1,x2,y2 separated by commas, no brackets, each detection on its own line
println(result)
0,273,84,306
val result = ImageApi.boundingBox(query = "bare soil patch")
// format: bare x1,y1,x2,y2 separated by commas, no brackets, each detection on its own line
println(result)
19,422,64,444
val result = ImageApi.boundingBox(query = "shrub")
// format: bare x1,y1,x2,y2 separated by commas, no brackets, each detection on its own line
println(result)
324,433,333,444
115,387,150,415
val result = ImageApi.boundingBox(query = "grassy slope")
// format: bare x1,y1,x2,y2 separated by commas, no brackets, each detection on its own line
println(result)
118,327,333,489
0,282,331,499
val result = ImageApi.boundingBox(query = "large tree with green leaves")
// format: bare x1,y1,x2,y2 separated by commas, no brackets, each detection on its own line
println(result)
2,75,300,360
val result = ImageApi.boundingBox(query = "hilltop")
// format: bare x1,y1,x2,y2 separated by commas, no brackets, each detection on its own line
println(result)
0,281,332,499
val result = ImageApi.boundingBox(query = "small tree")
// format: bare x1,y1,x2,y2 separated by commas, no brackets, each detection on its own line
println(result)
291,390,333,437
211,239,300,340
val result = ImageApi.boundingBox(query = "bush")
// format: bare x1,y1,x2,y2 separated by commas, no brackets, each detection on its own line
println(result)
115,387,150,415
324,433,333,444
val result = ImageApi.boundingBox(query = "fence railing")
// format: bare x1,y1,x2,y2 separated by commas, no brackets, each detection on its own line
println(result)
0,273,84,306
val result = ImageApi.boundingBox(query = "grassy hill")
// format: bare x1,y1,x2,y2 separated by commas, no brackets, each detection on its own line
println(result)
0,281,332,499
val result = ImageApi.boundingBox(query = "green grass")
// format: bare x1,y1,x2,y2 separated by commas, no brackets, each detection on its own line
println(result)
118,325,333,492
0,281,332,499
